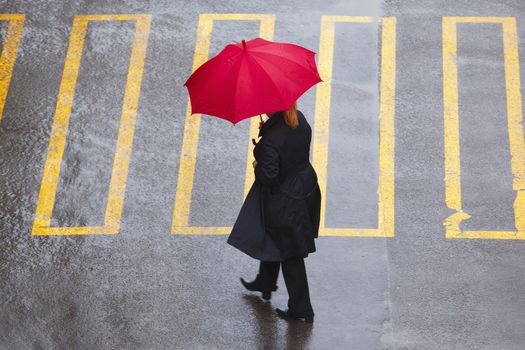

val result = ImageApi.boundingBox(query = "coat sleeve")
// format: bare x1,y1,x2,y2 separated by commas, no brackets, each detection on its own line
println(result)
254,141,280,187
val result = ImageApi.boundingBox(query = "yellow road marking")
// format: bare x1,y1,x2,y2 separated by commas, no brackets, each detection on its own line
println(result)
32,14,151,235
171,13,275,235
0,14,25,121
313,16,396,237
442,17,525,239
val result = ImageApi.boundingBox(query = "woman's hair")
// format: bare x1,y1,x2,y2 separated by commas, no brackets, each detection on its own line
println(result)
283,102,299,129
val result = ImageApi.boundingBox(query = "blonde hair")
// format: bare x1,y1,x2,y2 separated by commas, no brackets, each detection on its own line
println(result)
284,102,299,129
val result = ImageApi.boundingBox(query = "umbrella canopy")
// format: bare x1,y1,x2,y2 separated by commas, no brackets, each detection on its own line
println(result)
184,38,322,124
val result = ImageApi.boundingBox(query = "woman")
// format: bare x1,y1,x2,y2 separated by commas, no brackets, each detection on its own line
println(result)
227,101,321,324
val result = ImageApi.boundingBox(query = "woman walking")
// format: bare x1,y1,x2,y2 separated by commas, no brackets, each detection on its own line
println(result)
184,37,322,323
227,101,321,324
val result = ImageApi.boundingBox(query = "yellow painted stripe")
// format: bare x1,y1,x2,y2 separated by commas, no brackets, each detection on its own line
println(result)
378,17,396,237
32,15,151,236
442,17,470,237
171,14,213,230
33,226,119,235
445,16,516,23
171,14,276,235
172,226,232,235
447,230,520,240
0,14,25,121
442,17,525,240
33,16,89,233
105,16,151,228
313,16,335,232
321,228,392,237
501,18,525,237
314,16,396,237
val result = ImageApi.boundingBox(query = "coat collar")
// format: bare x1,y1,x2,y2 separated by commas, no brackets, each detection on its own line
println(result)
258,111,283,137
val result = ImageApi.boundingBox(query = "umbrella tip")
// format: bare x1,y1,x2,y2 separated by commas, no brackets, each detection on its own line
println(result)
242,39,247,51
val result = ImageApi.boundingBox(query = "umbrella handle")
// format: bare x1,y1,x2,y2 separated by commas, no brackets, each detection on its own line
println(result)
259,114,263,123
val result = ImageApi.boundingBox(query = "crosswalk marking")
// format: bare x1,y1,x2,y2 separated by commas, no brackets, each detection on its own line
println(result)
313,16,396,237
442,17,525,240
170,13,275,235
32,14,151,235
0,14,24,121
21,12,524,239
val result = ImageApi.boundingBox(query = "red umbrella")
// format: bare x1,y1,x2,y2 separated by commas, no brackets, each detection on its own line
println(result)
184,38,322,124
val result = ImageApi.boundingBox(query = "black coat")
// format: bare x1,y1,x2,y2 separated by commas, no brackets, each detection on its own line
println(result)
227,110,321,261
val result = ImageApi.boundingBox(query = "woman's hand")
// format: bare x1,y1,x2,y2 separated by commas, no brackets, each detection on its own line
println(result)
252,160,258,168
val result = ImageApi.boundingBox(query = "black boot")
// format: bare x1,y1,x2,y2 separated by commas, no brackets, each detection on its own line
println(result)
240,275,278,300
276,308,314,323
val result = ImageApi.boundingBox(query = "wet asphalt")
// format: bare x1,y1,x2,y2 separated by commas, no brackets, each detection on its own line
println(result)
1,0,525,349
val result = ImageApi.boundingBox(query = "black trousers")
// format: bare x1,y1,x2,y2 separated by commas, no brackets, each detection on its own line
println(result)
258,256,314,317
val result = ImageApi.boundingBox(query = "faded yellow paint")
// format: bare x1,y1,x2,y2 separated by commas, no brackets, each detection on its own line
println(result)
32,14,151,235
172,226,231,235
171,13,275,235
0,14,25,121
442,17,525,240
313,16,396,237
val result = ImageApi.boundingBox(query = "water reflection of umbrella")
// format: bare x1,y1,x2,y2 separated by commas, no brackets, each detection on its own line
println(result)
184,37,322,125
